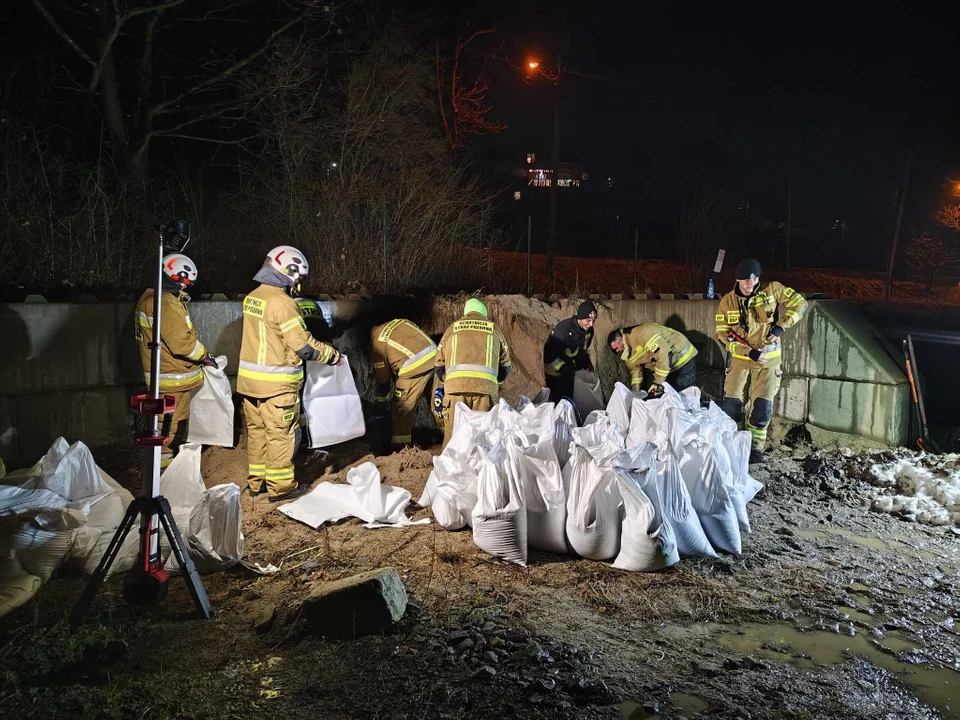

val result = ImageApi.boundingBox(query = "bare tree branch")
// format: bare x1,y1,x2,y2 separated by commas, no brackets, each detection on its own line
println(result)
29,0,95,66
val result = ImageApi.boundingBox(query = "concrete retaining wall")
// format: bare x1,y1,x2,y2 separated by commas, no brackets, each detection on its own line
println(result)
0,295,908,467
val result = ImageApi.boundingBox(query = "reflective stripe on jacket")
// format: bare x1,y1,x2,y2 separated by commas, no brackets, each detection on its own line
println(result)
371,319,437,386
435,312,512,396
136,288,207,393
621,323,697,390
238,284,337,398
715,281,807,364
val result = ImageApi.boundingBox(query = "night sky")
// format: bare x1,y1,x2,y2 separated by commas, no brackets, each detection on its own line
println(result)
448,1,959,268
3,1,958,271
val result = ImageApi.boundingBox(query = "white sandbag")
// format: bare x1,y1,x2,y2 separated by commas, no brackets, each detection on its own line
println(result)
303,356,366,447
679,385,702,412
0,552,41,619
613,465,673,572
722,430,763,533
573,370,604,416
160,443,206,568
472,440,527,566
565,443,621,561
517,401,556,444
186,483,244,573
627,397,672,449
513,436,567,555
0,508,84,583
606,383,645,436
706,401,738,435
40,439,112,512
656,452,716,558
614,444,679,566
187,356,235,447
678,440,741,555
553,400,577,468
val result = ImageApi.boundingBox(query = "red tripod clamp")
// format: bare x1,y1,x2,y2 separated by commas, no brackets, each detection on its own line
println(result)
130,394,177,446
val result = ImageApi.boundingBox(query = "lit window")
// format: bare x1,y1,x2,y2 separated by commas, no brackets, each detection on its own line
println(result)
526,153,536,164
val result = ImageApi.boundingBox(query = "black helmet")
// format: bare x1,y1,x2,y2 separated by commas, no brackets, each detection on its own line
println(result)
735,258,762,280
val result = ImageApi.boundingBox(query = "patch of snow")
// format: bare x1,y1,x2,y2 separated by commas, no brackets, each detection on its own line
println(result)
866,455,960,526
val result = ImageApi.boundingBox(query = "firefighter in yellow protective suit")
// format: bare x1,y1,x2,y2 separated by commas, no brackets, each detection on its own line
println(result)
606,323,698,396
370,319,437,448
435,299,512,449
238,246,340,501
716,258,807,463
135,253,217,469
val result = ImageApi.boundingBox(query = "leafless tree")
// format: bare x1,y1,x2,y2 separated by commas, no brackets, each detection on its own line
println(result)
27,0,344,177
904,230,960,294
676,191,740,291
436,30,506,152
934,204,960,233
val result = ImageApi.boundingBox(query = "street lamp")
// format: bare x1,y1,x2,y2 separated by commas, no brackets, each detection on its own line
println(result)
524,56,562,279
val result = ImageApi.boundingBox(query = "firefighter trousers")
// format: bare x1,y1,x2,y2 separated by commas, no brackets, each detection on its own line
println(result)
721,358,782,451
441,392,493,449
242,392,300,497
391,370,434,447
161,390,191,469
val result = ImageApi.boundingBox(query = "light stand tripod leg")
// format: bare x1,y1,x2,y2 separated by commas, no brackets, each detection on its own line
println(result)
70,500,141,627
155,497,212,619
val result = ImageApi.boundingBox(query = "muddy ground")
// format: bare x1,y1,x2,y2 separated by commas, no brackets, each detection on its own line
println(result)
1,433,958,720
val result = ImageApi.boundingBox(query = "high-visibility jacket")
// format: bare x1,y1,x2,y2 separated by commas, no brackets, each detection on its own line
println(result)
620,323,697,391
435,312,512,396
544,316,593,378
135,288,208,393
715,281,807,364
371,319,437,399
238,284,338,398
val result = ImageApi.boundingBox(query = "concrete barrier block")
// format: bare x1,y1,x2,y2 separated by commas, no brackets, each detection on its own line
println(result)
807,377,909,447
774,376,808,423
14,387,135,466
0,303,121,394
188,302,244,367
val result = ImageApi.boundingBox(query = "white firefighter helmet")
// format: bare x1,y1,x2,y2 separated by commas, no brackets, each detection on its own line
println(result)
162,253,198,287
266,245,310,279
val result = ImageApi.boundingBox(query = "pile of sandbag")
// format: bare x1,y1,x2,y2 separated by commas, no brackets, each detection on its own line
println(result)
0,438,245,618
418,382,762,571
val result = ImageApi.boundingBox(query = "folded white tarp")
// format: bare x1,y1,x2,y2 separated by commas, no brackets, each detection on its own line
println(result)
187,355,235,448
279,461,429,530
303,356,366,447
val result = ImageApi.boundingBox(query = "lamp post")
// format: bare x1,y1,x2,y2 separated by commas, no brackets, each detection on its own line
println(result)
526,57,562,279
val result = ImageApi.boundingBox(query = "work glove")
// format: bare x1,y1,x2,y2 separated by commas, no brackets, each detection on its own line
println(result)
748,348,767,365
646,384,663,398
200,353,218,368
767,325,784,343
726,333,737,344
328,348,342,366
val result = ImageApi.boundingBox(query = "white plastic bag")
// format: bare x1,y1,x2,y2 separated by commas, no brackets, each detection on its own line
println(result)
565,443,621,561
656,452,717,558
613,466,673,572
573,370,604,417
472,439,528,566
553,400,577,468
678,440,742,555
187,483,244,573
514,436,567,555
187,356,235,447
303,356,366,447
606,383,645,437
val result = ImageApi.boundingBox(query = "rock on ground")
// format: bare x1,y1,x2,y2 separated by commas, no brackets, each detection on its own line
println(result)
302,566,407,639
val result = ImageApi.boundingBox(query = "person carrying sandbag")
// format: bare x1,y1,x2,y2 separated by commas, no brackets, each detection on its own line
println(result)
435,299,512,449
238,246,341,502
135,253,217,469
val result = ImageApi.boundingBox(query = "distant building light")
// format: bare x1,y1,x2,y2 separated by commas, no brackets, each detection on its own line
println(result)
526,153,536,164
331,162,338,168
514,191,522,200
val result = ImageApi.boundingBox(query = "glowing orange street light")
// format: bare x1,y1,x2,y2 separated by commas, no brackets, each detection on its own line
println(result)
527,60,539,70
